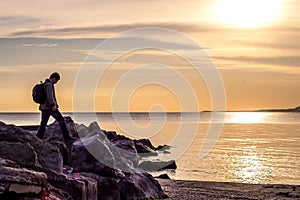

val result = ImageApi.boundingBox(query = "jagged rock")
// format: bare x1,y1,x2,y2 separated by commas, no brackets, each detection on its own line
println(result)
72,124,166,199
155,173,171,179
0,121,63,173
43,117,79,141
72,123,137,174
156,144,171,151
71,134,117,177
46,171,97,200
48,187,73,200
138,160,177,171
103,130,158,156
118,171,167,199
0,158,47,199
0,141,38,167
82,173,120,200
83,171,167,200
2,118,168,200
134,138,156,154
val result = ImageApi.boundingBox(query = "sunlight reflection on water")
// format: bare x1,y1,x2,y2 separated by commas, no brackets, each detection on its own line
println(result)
229,147,274,184
227,112,269,124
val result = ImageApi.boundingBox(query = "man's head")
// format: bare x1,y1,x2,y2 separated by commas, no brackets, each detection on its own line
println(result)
49,72,60,84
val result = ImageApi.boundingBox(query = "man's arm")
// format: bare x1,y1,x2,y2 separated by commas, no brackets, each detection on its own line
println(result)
45,83,57,110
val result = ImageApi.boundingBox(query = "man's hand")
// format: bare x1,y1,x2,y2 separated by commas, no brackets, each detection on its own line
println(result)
52,105,57,112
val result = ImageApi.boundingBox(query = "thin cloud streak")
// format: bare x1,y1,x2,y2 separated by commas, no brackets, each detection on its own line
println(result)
214,56,300,67
22,43,58,47
0,16,41,26
7,22,218,37
8,22,300,38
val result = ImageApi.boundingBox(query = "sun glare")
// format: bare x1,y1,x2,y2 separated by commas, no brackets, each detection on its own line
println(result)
228,112,268,124
215,0,283,28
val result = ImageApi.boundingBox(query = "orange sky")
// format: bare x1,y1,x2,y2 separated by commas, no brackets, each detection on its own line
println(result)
0,0,299,112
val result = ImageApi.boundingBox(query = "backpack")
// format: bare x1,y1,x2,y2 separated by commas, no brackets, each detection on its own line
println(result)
32,81,46,104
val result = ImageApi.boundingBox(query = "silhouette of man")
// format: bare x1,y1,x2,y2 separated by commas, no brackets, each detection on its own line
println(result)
36,72,73,142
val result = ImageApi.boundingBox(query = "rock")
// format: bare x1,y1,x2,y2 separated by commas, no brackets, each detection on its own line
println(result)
134,138,156,153
71,123,166,199
103,130,158,157
83,171,167,200
156,174,171,179
48,187,73,200
82,173,120,200
118,171,167,199
0,158,48,199
0,121,63,173
71,134,118,178
72,123,137,174
138,160,177,171
156,144,171,151
1,118,168,200
37,117,80,166
46,171,98,200
0,141,38,167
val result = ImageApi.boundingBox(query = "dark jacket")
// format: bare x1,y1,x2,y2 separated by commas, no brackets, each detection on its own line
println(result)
39,79,58,110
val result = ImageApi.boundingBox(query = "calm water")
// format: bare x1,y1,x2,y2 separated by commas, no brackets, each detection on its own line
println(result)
0,112,299,184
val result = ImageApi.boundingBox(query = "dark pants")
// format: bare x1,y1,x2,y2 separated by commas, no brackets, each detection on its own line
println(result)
37,109,70,139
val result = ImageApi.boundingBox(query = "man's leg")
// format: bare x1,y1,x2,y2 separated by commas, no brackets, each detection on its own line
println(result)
37,110,51,139
51,109,70,139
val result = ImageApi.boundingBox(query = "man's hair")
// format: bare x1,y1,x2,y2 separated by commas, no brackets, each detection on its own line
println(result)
50,72,60,80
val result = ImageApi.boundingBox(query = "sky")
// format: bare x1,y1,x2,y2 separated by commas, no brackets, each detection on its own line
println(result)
0,0,299,112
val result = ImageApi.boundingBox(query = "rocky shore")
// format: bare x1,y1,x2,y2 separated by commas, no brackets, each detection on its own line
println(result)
0,117,172,200
1,116,300,200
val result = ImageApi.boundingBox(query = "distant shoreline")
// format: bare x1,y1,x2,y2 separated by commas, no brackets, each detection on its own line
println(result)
0,106,299,114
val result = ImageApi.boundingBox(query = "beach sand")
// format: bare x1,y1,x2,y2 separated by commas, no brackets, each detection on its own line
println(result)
157,179,300,199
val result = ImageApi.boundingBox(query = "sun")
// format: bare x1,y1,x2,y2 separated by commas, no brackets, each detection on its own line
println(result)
214,0,282,28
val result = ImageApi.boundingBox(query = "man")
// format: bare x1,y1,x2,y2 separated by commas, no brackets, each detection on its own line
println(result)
36,72,74,142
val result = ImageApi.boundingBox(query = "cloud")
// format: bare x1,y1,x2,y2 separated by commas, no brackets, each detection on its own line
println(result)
7,22,225,37
7,21,300,38
214,55,300,67
0,16,41,26
22,43,58,47
0,36,201,66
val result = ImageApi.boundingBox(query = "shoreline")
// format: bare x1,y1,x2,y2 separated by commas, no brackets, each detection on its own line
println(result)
157,179,300,199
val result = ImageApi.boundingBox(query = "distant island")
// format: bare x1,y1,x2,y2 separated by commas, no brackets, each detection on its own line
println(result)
256,106,300,112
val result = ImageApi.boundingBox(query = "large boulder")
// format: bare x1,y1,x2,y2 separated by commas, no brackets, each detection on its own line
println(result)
0,121,63,173
1,118,169,200
46,170,98,200
0,141,38,167
71,122,166,199
117,171,167,199
0,158,47,199
72,123,137,174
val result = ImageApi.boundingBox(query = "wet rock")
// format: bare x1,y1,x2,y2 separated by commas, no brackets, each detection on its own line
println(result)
156,174,171,179
138,160,177,171
134,138,156,153
103,130,158,156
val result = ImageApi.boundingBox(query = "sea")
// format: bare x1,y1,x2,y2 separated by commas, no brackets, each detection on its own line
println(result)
0,112,299,185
